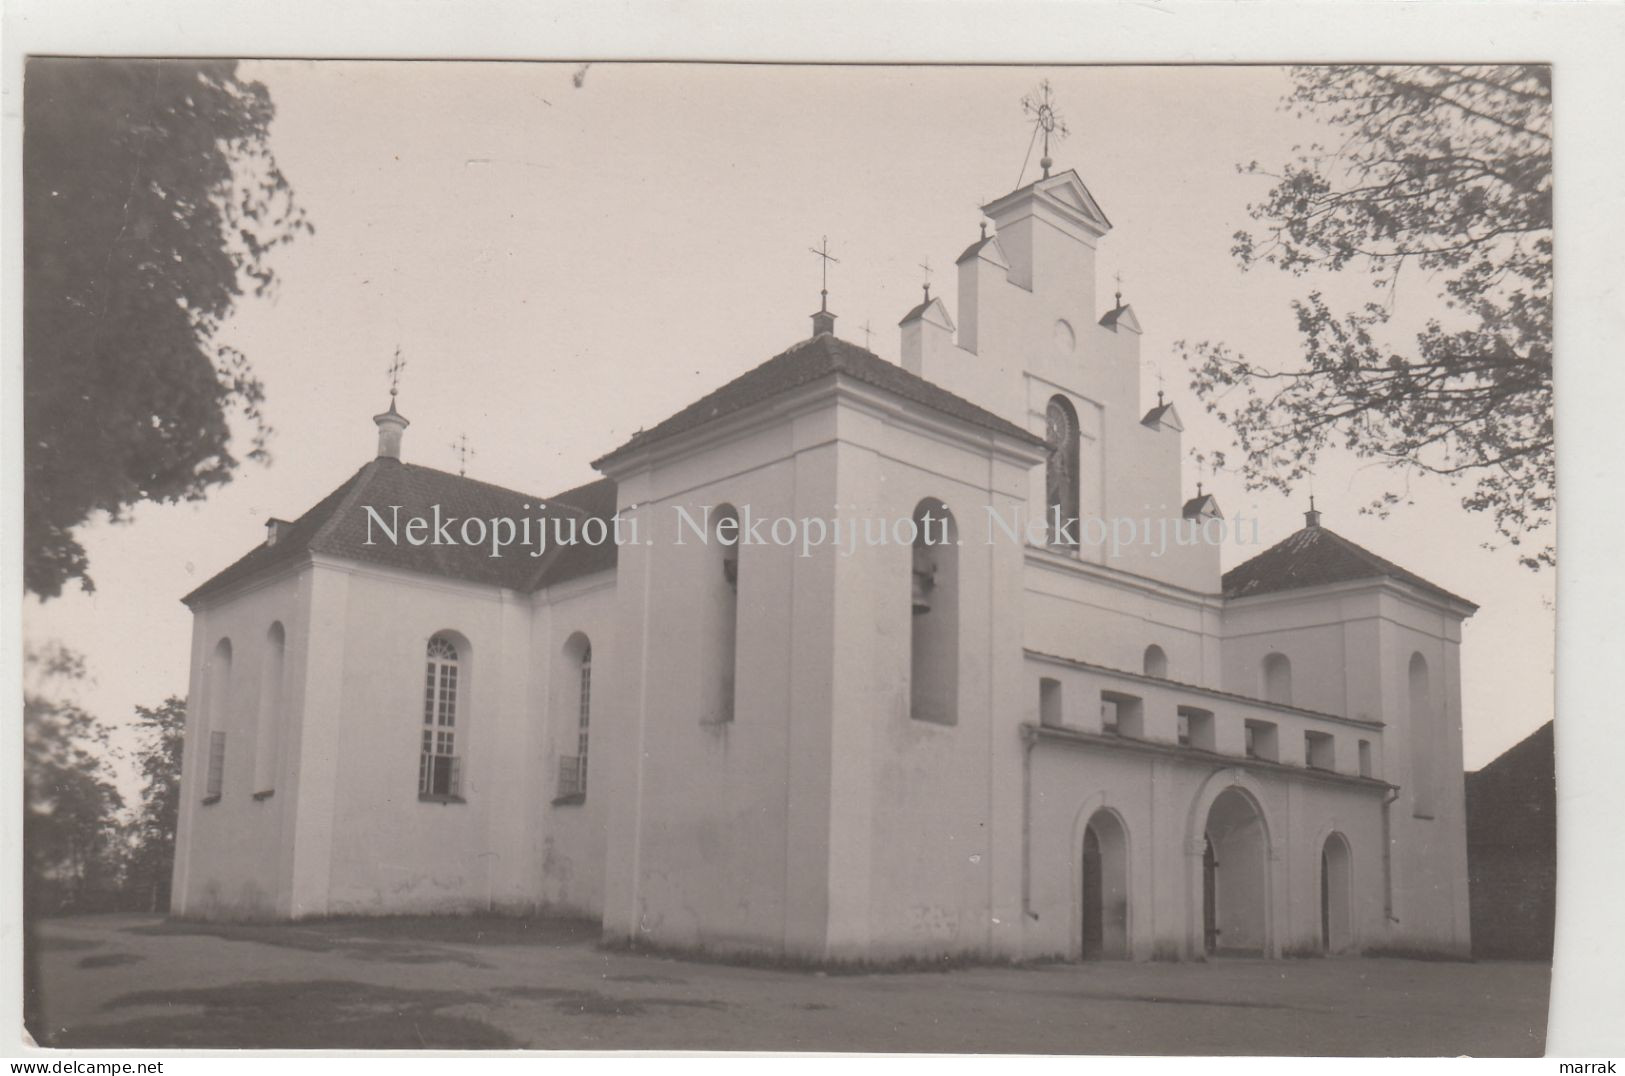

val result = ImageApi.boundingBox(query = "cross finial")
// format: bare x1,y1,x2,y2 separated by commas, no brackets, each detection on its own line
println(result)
1021,79,1069,180
450,433,475,477
809,235,839,313
980,221,988,240
919,257,933,302
1114,270,1125,309
1197,481,1204,497
860,320,875,350
386,346,407,404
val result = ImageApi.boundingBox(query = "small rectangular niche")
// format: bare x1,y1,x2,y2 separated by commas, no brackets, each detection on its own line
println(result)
1178,705,1216,751
1305,730,1336,771
1039,677,1063,728
1101,690,1144,739
1358,739,1373,778
1244,719,1278,762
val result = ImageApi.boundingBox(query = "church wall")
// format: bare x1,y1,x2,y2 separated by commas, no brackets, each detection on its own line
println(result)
1023,736,1388,961
1023,558,1217,689
813,408,1037,961
932,193,1221,599
528,572,616,919
1219,590,1377,720
319,565,528,916
172,570,307,919
600,414,816,955
1220,583,1472,954
1377,600,1472,955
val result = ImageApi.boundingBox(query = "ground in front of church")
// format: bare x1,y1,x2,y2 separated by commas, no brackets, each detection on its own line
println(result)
31,914,1548,1054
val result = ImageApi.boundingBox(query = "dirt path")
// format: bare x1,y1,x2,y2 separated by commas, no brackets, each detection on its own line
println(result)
32,915,1549,1054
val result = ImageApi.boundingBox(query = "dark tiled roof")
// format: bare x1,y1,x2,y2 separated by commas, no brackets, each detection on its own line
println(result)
183,462,619,605
1099,303,1129,328
1222,524,1476,609
594,332,1042,467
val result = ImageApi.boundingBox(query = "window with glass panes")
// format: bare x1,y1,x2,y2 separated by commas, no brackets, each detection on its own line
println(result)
420,635,461,798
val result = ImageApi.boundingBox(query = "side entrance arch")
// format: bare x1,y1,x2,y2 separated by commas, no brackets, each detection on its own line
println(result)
1320,832,1353,954
1080,809,1129,960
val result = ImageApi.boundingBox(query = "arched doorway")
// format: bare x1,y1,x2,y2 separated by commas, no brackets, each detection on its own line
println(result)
1321,833,1353,954
1080,809,1129,959
1202,788,1268,956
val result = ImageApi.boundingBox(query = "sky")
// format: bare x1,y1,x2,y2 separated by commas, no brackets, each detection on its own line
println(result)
23,62,1555,794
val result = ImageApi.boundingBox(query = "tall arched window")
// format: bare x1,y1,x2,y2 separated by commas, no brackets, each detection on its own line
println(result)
1262,652,1292,706
558,632,592,801
716,504,740,724
203,638,232,803
1408,652,1436,818
1045,395,1081,547
420,634,462,800
910,499,959,725
253,622,285,797
1143,645,1168,679
577,643,592,792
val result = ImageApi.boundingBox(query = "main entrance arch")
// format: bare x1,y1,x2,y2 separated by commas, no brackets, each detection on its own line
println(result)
1080,809,1129,960
1201,787,1269,956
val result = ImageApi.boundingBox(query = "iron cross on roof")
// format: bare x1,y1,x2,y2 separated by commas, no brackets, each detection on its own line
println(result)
386,347,406,400
450,432,475,477
809,235,839,312
1021,79,1070,181
919,257,933,302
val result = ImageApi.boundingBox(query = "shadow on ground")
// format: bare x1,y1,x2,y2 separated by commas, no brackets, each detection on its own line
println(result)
57,979,517,1049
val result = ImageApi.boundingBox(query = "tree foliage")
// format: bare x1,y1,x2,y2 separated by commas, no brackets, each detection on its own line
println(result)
24,59,312,598
125,696,189,913
23,645,125,915
1180,65,1552,567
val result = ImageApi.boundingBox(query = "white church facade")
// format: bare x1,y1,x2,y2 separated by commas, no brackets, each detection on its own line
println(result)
170,169,1476,961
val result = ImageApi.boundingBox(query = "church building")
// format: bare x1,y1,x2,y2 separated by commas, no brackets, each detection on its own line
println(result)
170,164,1476,961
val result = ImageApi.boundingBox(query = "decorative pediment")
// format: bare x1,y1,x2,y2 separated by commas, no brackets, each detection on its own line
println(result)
1141,401,1184,432
898,294,956,332
1100,303,1142,334
1037,170,1112,230
982,168,1112,237
956,233,1010,269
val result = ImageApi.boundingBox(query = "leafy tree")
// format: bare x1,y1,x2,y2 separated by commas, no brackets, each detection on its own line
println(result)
1180,65,1552,567
23,644,126,915
24,59,312,598
125,696,189,913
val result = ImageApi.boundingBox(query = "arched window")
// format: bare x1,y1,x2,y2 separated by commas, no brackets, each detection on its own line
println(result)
203,638,232,803
558,632,592,801
1044,396,1081,547
1408,652,1435,818
910,499,959,725
1143,645,1168,679
716,504,740,724
253,622,285,797
577,643,592,791
1262,652,1292,706
420,634,463,800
